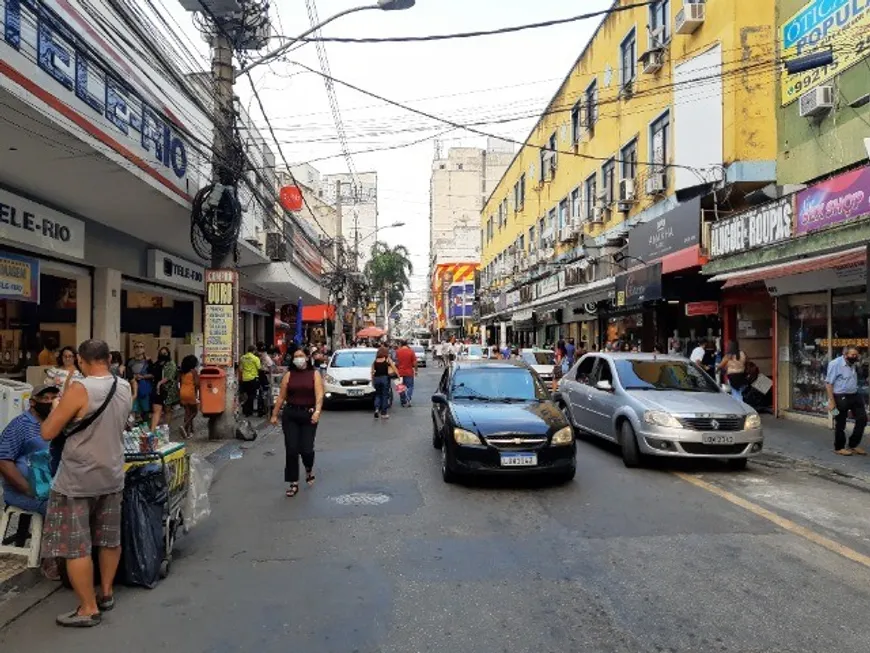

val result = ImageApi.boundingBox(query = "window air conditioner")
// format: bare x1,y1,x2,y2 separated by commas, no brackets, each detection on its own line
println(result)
799,86,834,118
675,2,705,35
640,47,664,75
645,173,667,196
619,178,636,201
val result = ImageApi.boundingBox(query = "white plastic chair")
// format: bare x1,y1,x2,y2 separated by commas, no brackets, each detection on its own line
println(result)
0,505,43,568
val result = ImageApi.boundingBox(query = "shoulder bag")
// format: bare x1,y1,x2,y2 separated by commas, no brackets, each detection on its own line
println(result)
50,375,119,476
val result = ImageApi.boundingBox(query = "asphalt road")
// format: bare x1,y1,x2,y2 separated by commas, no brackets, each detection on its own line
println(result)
3,362,870,652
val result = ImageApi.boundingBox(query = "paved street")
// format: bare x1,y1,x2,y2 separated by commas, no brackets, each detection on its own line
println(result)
3,364,870,652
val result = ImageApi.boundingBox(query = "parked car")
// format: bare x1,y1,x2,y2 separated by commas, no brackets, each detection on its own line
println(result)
412,345,427,367
323,348,378,407
520,349,556,384
430,361,576,483
556,353,763,469
463,345,485,361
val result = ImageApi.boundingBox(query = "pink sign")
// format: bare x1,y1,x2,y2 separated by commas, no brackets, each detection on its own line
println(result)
795,165,870,235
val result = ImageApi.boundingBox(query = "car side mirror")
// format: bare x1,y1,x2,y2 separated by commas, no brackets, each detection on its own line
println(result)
596,380,614,392
431,393,448,405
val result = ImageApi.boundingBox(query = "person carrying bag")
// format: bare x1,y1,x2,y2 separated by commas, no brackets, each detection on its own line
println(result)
50,375,118,476
719,340,748,402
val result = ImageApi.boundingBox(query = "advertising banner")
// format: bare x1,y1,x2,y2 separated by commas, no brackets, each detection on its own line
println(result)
448,283,475,319
628,197,701,262
615,263,663,308
779,0,870,106
0,251,40,302
203,269,238,366
795,165,870,234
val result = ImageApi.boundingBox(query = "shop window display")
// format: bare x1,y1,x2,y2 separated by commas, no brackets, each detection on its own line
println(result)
789,301,829,415
831,294,868,403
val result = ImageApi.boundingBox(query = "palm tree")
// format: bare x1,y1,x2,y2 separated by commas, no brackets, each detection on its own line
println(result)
364,241,413,308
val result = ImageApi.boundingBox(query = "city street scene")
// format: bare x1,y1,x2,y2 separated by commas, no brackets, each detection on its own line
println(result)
2,0,870,651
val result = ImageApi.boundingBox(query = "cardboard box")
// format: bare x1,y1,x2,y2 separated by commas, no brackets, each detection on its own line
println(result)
159,326,172,339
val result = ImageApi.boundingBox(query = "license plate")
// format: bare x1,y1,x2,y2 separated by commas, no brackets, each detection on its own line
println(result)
500,452,537,467
347,389,364,397
702,434,735,445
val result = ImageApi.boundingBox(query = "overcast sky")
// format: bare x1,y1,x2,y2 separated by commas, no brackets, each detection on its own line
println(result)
165,0,613,293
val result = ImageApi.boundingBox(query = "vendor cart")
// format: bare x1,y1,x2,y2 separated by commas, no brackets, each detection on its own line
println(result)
270,367,288,402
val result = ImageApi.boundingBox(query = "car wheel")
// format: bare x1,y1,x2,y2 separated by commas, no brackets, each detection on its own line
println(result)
441,441,457,484
726,458,748,471
620,421,643,468
432,417,442,449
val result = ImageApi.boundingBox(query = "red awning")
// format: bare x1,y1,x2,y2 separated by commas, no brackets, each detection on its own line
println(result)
301,304,336,322
713,247,866,289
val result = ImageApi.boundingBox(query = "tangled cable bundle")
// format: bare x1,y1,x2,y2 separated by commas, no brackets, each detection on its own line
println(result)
191,183,243,261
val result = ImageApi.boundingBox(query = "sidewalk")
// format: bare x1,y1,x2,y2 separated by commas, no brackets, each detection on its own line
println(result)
756,414,870,491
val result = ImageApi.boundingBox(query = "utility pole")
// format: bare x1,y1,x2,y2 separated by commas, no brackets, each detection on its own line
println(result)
334,180,344,348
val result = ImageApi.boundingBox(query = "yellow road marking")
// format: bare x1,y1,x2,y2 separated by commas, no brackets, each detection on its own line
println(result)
673,472,870,570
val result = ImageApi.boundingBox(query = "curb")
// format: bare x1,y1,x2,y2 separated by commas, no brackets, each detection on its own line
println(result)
755,449,870,494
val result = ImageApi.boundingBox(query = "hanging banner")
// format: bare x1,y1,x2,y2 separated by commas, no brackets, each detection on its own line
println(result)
0,251,40,302
203,269,238,366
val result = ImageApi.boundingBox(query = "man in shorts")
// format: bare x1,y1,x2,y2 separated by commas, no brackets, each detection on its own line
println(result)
41,339,132,627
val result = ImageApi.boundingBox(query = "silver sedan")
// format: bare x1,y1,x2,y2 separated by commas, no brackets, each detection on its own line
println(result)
555,352,763,469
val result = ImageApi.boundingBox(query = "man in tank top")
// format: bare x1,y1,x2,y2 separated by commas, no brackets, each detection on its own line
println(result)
41,339,132,628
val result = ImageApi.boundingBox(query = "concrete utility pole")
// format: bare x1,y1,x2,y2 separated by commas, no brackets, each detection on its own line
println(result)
334,180,344,348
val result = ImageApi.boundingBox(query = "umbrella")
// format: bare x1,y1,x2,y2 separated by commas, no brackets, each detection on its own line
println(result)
295,298,304,347
356,326,385,339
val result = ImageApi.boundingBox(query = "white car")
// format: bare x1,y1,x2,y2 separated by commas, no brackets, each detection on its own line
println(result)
520,349,556,383
323,348,378,406
463,345,485,361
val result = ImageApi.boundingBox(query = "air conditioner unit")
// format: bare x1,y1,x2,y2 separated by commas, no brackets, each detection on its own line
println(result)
617,201,633,213
640,48,664,75
675,2,705,34
620,178,636,202
799,86,834,118
590,206,604,225
559,225,576,243
645,173,667,196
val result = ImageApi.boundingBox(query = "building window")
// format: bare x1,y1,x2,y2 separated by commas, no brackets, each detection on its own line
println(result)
547,208,557,236
620,28,637,87
650,110,670,174
519,234,525,251
529,225,535,248
620,139,638,183
585,80,598,131
649,0,670,45
548,132,557,171
571,187,582,224
519,173,526,209
585,174,597,221
538,217,545,247
602,158,616,205
457,163,464,170
502,199,509,224
558,198,569,231
571,100,583,144
487,216,494,241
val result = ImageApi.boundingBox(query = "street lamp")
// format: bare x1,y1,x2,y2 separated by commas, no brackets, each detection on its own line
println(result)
239,1,416,75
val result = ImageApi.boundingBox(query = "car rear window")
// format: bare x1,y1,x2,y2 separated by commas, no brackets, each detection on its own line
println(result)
331,351,377,368
522,351,554,366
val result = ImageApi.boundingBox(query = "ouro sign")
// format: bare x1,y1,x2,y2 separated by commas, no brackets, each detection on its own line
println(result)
710,197,794,258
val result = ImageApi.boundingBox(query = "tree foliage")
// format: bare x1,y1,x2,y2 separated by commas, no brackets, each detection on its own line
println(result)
363,240,413,307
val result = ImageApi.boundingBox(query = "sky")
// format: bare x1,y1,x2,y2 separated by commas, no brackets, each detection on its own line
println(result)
163,0,614,296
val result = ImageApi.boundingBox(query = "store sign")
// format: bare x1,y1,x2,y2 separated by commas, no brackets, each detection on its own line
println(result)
615,263,662,308
0,189,85,259
291,227,323,279
146,249,204,293
448,283,474,320
536,271,563,299
513,309,534,323
709,197,794,258
1,1,189,187
203,269,238,367
628,197,701,262
765,261,866,296
0,251,40,302
685,301,719,317
505,290,520,308
779,0,870,106
795,166,870,235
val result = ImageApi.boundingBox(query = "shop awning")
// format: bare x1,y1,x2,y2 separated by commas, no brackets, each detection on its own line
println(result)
302,304,336,322
709,247,866,289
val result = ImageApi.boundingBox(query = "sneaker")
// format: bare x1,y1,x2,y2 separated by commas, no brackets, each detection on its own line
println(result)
835,448,854,456
374,411,380,418
382,413,390,420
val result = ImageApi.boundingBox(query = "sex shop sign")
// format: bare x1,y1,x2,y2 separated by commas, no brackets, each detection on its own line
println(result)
615,263,662,308
795,165,870,235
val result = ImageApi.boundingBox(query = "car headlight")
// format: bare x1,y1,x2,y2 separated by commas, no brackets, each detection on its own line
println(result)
551,425,574,446
453,428,481,445
324,374,338,385
744,413,761,430
643,411,683,429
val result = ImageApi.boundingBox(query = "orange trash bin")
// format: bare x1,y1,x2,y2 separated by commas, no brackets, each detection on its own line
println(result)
199,367,227,416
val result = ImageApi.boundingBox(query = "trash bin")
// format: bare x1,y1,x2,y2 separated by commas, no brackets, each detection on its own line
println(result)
199,366,226,415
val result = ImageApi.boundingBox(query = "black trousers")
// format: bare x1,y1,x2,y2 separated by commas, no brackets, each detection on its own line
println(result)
241,379,259,416
282,406,318,483
833,393,867,450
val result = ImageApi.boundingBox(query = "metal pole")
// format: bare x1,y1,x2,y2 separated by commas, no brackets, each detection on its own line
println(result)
334,180,344,348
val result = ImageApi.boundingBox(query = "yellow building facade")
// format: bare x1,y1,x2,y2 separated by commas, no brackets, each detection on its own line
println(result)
479,0,778,348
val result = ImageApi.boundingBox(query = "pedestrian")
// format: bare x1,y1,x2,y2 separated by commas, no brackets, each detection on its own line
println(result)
826,345,867,456
40,339,132,627
50,346,82,397
371,346,399,419
396,340,418,407
257,342,273,417
719,340,748,401
125,341,153,423
690,340,706,368
109,351,125,378
270,347,324,498
179,355,199,439
239,345,261,418
38,337,59,366
150,346,178,433
565,337,576,366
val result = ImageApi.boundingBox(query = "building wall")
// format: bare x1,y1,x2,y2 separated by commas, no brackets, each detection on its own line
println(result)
480,0,777,288
322,172,378,267
776,0,870,184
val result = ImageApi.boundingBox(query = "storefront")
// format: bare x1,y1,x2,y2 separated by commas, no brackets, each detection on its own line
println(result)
606,262,662,351
239,292,275,351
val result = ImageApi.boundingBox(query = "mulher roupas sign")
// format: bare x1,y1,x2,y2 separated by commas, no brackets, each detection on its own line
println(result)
0,0,190,192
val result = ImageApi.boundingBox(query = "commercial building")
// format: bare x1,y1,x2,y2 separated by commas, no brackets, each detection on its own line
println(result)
0,0,325,374
321,171,379,268
704,0,870,425
479,0,778,352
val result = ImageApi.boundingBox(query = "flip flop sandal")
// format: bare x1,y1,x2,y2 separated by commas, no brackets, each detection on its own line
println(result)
306,472,316,486
98,595,115,612
56,609,101,628
286,483,299,498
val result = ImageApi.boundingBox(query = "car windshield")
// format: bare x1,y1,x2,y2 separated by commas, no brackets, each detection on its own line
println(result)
522,351,554,366
331,351,377,368
467,346,483,357
451,367,548,402
614,359,720,393
412,347,425,355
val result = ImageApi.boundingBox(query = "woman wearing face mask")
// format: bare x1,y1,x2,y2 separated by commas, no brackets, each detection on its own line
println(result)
150,347,179,433
270,347,324,498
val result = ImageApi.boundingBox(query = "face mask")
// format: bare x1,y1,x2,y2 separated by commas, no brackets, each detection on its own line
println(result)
32,402,52,420
847,356,859,365
293,358,307,370
158,353,170,362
